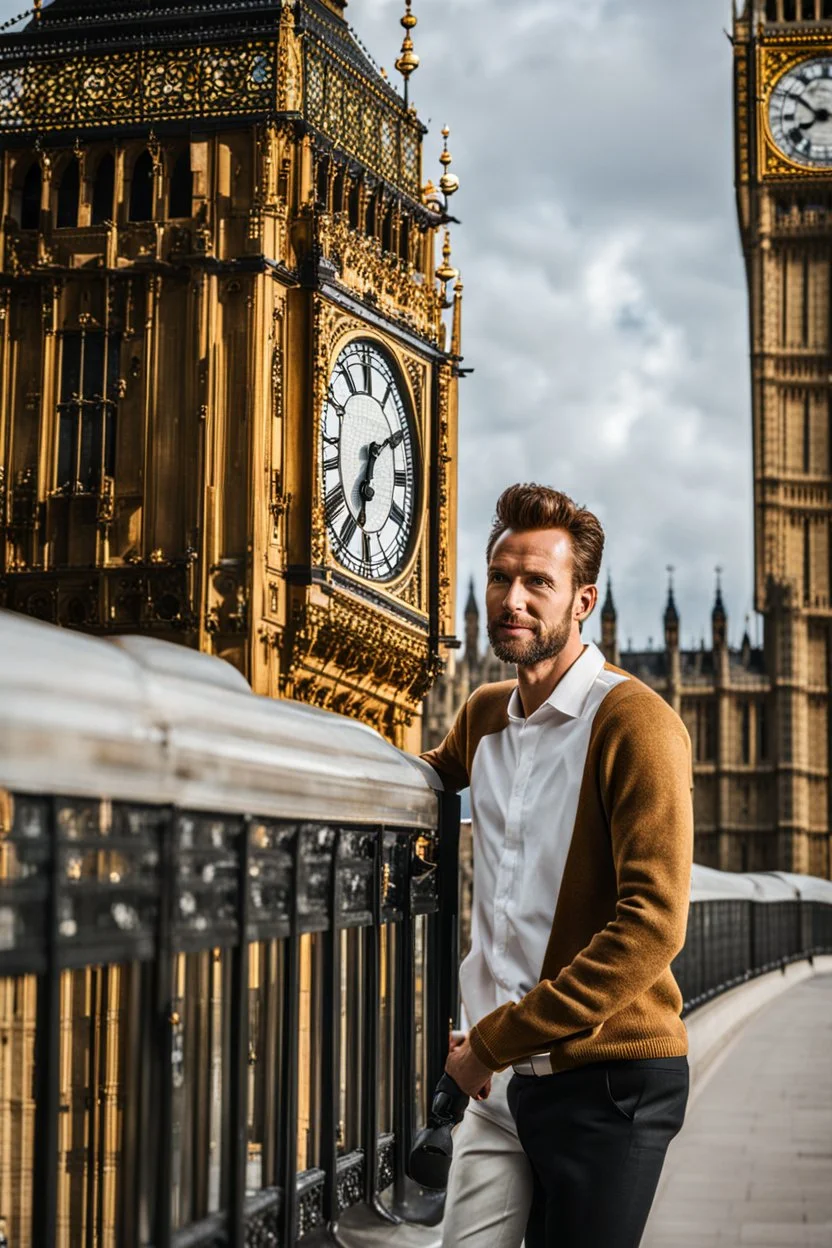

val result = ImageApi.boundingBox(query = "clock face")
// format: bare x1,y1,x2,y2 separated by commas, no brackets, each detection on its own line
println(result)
769,57,832,167
320,339,418,582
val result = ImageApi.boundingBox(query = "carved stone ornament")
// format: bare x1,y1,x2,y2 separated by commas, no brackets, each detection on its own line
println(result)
318,213,443,347
277,3,304,114
288,592,443,713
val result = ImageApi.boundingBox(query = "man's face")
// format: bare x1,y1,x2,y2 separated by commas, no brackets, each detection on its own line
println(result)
485,528,585,667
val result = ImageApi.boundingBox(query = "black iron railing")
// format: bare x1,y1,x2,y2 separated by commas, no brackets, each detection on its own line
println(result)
672,897,832,1014
4,785,832,1248
0,790,461,1248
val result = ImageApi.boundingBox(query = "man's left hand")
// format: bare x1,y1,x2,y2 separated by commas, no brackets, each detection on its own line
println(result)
445,1037,493,1100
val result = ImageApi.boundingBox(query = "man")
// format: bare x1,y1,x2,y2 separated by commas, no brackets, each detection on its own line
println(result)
421,484,693,1248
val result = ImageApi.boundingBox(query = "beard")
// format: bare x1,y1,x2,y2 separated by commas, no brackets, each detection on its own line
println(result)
487,602,573,667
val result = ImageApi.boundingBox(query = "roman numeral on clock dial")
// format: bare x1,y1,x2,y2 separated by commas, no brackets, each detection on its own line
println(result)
325,485,346,526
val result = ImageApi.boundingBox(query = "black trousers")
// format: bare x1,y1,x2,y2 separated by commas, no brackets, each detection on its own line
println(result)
506,1056,689,1248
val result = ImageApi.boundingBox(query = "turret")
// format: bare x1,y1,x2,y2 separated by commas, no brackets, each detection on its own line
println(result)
712,568,728,651
600,576,619,666
664,566,679,653
464,578,479,665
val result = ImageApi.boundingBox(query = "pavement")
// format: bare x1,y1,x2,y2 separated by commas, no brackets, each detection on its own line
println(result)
642,972,832,1248
337,967,832,1247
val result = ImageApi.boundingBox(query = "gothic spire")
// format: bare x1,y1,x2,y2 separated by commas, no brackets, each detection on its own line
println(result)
664,566,679,651
601,574,616,622
712,567,727,649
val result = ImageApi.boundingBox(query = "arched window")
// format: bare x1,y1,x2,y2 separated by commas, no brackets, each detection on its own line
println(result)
348,179,361,230
168,150,192,219
56,158,80,229
332,167,345,215
399,213,410,264
129,150,154,222
381,203,394,254
21,161,41,230
783,0,796,19
316,155,330,209
91,154,115,225
366,191,378,239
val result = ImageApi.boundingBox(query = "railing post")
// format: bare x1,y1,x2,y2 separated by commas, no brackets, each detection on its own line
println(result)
31,797,60,1248
153,806,177,1248
362,832,385,1214
228,816,252,1247
278,831,301,1248
321,829,342,1230
428,792,461,1094
392,835,415,1203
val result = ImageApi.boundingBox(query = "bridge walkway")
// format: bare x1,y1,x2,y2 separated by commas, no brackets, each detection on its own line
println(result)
643,972,832,1247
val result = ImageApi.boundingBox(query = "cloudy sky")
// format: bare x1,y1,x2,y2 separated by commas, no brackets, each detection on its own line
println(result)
356,0,753,653
6,0,752,652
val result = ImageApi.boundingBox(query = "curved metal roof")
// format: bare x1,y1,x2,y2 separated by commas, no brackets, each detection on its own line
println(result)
0,610,437,828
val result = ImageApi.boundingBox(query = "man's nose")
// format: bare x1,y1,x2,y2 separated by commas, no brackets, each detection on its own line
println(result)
502,580,527,613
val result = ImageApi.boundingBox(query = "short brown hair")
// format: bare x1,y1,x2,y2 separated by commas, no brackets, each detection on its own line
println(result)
486,484,605,588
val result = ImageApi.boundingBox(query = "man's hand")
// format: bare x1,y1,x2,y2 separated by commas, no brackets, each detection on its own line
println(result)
445,1033,493,1100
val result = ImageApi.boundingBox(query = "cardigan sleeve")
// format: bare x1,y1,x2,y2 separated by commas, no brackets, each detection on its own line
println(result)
468,692,694,1071
420,697,470,793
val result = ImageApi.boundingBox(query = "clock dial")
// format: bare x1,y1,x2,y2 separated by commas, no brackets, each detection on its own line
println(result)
320,339,418,581
769,57,832,168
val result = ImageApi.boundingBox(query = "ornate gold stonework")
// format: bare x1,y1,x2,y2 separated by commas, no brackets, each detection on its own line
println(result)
729,6,832,880
0,0,462,756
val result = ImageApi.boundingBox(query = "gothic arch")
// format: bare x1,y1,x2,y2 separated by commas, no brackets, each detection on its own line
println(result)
56,156,80,229
168,148,192,219
20,160,42,230
91,152,115,225
128,149,154,222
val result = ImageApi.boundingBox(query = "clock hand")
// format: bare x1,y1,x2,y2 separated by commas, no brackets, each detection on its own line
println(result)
357,442,383,527
356,433,405,527
788,93,821,118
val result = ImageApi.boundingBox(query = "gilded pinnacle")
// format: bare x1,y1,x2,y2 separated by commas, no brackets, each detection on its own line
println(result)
435,229,458,285
439,125,460,199
422,178,443,214
395,1,420,87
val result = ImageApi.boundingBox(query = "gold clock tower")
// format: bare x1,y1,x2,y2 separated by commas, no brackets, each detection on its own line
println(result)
734,0,832,876
0,0,462,750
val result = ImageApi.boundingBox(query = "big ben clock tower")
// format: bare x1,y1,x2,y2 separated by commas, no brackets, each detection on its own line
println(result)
735,0,832,877
0,0,462,750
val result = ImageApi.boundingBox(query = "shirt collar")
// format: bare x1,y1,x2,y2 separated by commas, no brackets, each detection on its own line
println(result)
506,642,607,723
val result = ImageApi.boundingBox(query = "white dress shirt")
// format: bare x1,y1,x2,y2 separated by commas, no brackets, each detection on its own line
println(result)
460,642,628,1126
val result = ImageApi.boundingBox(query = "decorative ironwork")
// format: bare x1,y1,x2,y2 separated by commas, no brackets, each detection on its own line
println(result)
173,812,241,949
303,36,422,199
0,41,277,133
335,1149,365,1214
296,1170,325,1238
248,820,296,939
377,1133,396,1193
244,1188,282,1247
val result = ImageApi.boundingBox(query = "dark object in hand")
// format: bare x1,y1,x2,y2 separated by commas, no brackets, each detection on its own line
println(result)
407,1072,469,1191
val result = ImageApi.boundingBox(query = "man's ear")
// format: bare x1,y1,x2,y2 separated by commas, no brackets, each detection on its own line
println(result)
575,583,598,623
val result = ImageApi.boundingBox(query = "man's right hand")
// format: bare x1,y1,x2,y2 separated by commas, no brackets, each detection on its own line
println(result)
448,1030,492,1100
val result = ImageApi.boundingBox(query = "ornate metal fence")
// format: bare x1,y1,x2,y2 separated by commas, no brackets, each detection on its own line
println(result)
0,789,461,1248
671,884,832,1014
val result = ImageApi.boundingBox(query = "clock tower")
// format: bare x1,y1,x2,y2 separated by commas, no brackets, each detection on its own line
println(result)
0,0,462,750
734,0,832,876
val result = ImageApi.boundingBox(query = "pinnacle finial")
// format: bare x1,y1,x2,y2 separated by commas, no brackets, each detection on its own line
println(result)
602,574,616,620
439,124,460,205
395,1,420,107
34,0,42,19
435,229,458,296
664,565,679,627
